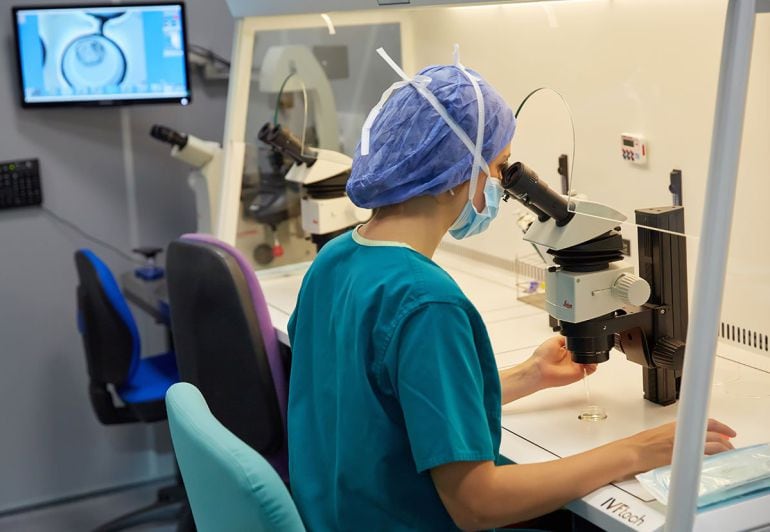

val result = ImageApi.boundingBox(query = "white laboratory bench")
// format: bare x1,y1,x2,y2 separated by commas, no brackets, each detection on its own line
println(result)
254,248,770,532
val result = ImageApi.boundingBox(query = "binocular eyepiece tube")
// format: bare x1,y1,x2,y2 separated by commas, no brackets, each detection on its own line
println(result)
501,162,574,227
150,125,188,149
258,122,316,167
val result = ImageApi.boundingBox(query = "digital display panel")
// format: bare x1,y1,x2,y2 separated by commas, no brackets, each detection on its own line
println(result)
13,3,191,107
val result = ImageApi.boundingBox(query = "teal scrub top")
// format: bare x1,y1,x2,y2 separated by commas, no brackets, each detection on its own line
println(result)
288,228,502,531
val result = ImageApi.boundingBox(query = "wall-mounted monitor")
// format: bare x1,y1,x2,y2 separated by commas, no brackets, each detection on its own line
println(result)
12,2,191,107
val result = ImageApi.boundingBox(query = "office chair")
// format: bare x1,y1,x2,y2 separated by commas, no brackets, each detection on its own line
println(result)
166,382,304,531
165,234,289,481
74,249,191,531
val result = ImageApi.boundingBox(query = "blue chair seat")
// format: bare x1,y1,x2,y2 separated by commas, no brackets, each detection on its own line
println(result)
118,352,179,404
75,248,189,530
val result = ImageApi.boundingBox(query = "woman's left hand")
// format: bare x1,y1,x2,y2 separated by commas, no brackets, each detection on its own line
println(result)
528,336,597,390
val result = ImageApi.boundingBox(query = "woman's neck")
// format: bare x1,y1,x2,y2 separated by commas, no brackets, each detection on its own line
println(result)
357,197,455,258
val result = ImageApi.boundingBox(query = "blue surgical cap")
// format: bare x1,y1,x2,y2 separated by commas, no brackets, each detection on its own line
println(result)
346,64,516,209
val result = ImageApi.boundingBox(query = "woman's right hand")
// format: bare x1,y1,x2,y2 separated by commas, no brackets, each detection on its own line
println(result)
624,418,737,474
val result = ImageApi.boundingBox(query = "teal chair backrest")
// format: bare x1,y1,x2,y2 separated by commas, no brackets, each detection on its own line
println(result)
165,382,305,532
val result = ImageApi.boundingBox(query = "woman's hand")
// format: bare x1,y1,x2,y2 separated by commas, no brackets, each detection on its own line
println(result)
529,336,597,391
623,419,736,476
499,336,598,404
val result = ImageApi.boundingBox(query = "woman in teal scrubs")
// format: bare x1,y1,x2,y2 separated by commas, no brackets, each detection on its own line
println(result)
287,49,736,531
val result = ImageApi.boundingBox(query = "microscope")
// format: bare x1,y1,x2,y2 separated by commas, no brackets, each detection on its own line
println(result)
150,125,223,234
151,123,295,263
257,122,371,250
502,162,688,406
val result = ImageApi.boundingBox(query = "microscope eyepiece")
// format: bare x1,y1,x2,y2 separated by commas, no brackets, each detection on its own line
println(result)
258,122,316,167
150,125,188,149
501,162,574,227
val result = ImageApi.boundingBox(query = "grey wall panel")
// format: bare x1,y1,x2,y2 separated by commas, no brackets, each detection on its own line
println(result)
0,0,233,512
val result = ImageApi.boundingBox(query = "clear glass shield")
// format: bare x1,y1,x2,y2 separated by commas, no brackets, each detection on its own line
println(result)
235,21,402,269
430,0,770,452
220,0,770,471
407,1,708,294
404,4,707,369
712,22,770,400
510,76,700,244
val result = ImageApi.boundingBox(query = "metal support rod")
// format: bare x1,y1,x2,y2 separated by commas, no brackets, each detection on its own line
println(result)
120,108,140,250
664,1,756,530
216,19,255,243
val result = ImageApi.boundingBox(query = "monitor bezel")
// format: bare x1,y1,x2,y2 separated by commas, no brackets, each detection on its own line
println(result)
11,2,192,109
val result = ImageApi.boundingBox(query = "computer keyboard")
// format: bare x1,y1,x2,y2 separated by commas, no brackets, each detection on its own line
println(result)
0,159,42,209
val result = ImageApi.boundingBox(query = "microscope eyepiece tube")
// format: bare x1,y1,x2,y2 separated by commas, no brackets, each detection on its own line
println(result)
257,122,276,144
150,125,188,149
501,162,574,227
257,122,316,167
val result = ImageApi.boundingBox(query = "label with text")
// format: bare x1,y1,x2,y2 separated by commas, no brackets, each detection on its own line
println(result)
585,489,665,531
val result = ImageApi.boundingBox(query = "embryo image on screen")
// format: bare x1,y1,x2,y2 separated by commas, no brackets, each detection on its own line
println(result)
16,5,189,103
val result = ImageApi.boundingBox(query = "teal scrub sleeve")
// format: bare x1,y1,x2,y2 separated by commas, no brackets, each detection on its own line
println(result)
386,303,496,473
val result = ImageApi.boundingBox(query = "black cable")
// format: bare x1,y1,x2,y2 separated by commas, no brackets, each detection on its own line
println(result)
513,87,576,198
274,72,295,125
41,207,142,265
188,44,224,64
188,44,230,67
514,87,547,119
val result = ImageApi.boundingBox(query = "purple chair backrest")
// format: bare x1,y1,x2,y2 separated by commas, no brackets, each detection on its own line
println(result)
166,234,288,480
182,234,288,421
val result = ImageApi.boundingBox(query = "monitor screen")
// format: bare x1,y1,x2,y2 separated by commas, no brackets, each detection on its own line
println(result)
12,3,191,107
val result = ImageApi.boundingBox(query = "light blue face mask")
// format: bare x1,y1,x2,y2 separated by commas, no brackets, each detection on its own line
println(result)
449,176,504,239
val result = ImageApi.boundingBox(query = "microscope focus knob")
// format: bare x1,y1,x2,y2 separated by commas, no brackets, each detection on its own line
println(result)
612,273,651,306
652,337,686,371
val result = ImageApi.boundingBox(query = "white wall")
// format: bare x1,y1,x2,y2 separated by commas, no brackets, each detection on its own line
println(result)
404,0,770,357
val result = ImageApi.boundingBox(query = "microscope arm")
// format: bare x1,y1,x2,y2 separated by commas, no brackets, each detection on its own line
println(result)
561,304,685,371
150,125,223,233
